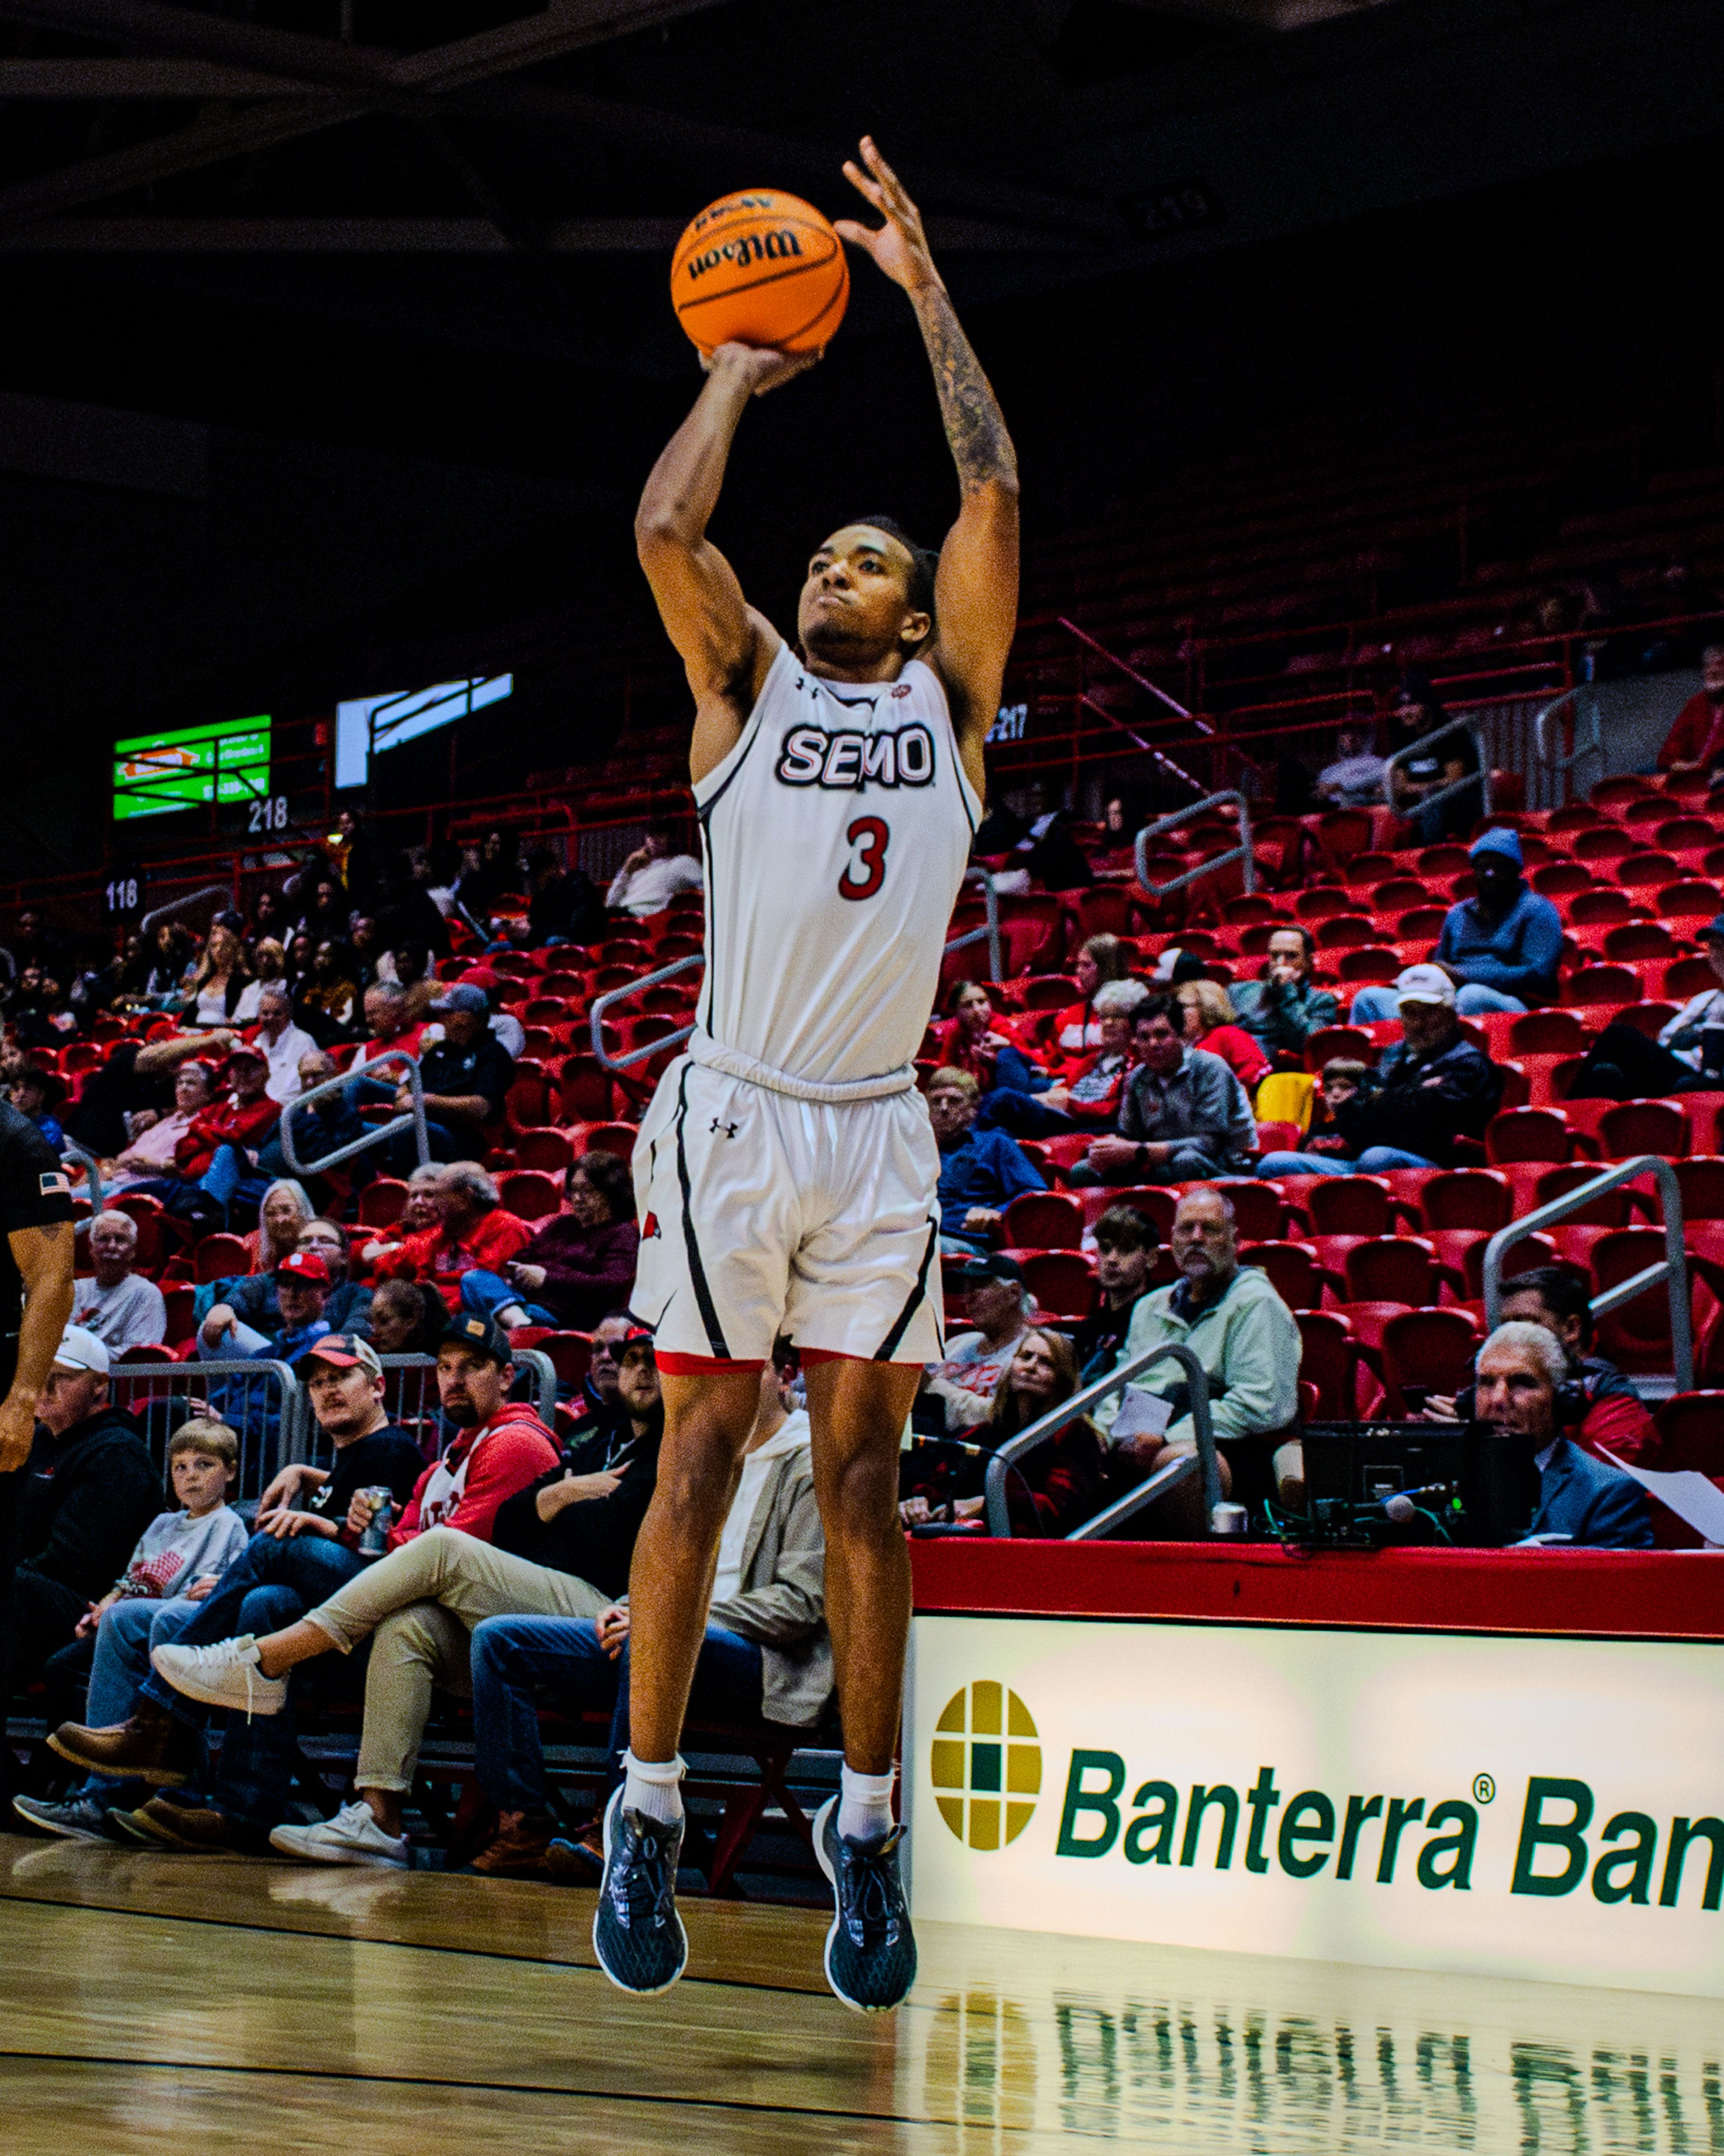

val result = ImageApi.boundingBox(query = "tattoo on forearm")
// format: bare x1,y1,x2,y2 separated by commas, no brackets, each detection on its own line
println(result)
916,288,1017,496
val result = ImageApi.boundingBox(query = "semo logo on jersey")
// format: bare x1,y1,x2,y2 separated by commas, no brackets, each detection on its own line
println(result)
775,725,935,791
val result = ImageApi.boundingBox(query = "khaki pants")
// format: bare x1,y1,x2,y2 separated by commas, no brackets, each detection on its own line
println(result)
304,1526,609,1794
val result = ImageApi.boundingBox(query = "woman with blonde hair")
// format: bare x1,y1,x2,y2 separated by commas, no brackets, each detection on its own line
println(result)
1175,976,1271,1091
180,913,253,1029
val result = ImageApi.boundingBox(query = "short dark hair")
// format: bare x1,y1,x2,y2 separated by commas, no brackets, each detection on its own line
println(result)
1500,1264,1593,1346
1134,992,1181,1032
847,514,938,622
570,1148,636,1223
1267,923,1316,961
1095,1204,1155,1253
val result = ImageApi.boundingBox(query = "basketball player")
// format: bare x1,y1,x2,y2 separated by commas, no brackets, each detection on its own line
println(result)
600,137,1018,2011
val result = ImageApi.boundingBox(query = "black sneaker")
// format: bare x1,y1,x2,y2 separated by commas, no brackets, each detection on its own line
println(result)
11,1792,131,1844
592,1785,688,1995
814,1795,917,2014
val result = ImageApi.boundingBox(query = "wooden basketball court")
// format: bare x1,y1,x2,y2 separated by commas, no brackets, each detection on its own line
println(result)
0,1830,1715,2152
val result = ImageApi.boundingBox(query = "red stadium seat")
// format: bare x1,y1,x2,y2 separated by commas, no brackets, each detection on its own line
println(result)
534,1332,594,1388
1485,1107,1573,1164
1657,880,1724,919
1331,1301,1414,1374
1565,886,1633,926
1651,1393,1724,1476
1532,1164,1633,1226
499,1171,563,1222
1596,1099,1690,1161
1301,1025,1376,1074
1302,1174,1392,1236
1381,1308,1481,1413
581,1122,639,1163
1295,1310,1378,1419
1418,1168,1512,1230
194,1234,253,1284
1205,1179,1286,1240
162,1283,197,1349
1591,1226,1697,1373
1561,964,1642,1009
1662,956,1718,1001
1240,1239,1324,1310
513,1127,575,1173
1672,1158,1724,1220
1001,1192,1084,1251
1020,1251,1095,1320
1093,1186,1178,1240
357,1178,409,1228
558,1057,619,1125
1342,1236,1436,1305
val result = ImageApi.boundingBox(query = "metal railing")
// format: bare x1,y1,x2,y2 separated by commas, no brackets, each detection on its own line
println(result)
279,1047,429,1177
111,1356,304,1503
983,1340,1224,1539
1532,682,1605,806
139,883,235,940
943,869,1003,984
1384,715,1492,825
62,1140,104,1223
1481,1155,1692,1393
1135,791,1257,899
287,1348,559,1470
590,952,703,1076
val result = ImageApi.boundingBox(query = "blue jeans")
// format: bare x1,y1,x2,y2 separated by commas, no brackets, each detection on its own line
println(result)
139,1530,363,1718
1257,1146,1439,1176
1348,983,1527,1022
70,1594,204,1803
471,1615,763,1815
198,1141,271,1223
460,1270,558,1328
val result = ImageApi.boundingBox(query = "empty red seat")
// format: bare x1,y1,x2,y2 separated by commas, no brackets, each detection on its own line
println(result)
558,1057,619,1124
1240,1239,1324,1310
1614,851,1679,891
1419,1168,1512,1230
1301,1025,1376,1073
1651,1393,1724,1475
1672,1158,1724,1221
1331,1300,1414,1371
1565,886,1633,926
1382,1307,1481,1412
1295,1309,1379,1418
1596,1098,1690,1161
1602,922,1677,964
513,1127,574,1173
1002,1191,1084,1251
1204,1178,1286,1240
1485,1107,1572,1165
1657,880,1724,919
1343,1236,1436,1304
1302,1174,1393,1236
1591,1225,1694,1373
499,1170,563,1221
1533,1163,1633,1226
356,1178,409,1228
1020,1250,1096,1320
194,1233,253,1285
1561,964,1642,1009
581,1121,639,1163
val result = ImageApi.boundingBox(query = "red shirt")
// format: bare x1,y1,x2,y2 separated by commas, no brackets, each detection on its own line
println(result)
352,1023,427,1071
379,1205,535,1310
391,1403,560,1548
174,1093,281,1180
1657,689,1724,770
1195,1023,1271,1092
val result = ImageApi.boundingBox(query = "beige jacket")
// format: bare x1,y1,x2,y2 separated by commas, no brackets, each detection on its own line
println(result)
707,1428,832,1729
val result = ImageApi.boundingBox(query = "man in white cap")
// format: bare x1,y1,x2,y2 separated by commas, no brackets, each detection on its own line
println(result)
7,1325,159,1690
1257,964,1504,1177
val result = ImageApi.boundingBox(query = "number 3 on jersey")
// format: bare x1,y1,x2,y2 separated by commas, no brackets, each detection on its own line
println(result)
839,815,890,901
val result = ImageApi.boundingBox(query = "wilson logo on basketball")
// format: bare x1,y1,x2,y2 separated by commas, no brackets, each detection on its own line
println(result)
930,1682,1041,1851
684,228,804,282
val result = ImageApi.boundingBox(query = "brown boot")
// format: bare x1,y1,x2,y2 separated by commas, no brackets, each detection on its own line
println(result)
49,1702,196,1786
470,1810,555,1878
543,1820,605,1887
122,1790,251,1854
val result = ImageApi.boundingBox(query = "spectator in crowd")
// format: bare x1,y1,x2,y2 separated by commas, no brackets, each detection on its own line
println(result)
1260,967,1502,1175
1387,677,1479,843
466,1346,805,1881
1098,1189,1300,1527
383,984,513,1167
284,930,313,992
374,1160,533,1313
1273,1057,1371,1168
50,1336,432,1842
1472,1322,1652,1548
1656,643,1724,778
1073,1204,1157,1380
295,939,361,1042
1313,721,1387,808
1174,979,1271,1091
136,921,193,1003
233,939,289,1023
248,983,321,1105
6,966,78,1052
10,1066,66,1153
1567,912,1724,1099
523,849,607,948
1071,996,1258,1186
99,1049,218,1188
563,1309,635,1437
257,1049,370,1201
927,1067,1045,1254
1051,935,1135,1068
15,1419,249,1839
208,1218,372,1343
359,1163,445,1271
236,1177,315,1275
903,1329,1105,1538
70,1212,167,1352
148,1042,281,1226
920,1254,1036,1432
347,982,425,1076
199,1248,332,1381
250,889,288,944
935,980,1047,1100
180,915,252,1030
294,875,348,948
1031,980,1147,1127
367,1277,446,1358
1230,926,1339,1056
607,824,704,918
463,1151,640,1333
376,936,435,1015
1424,1266,1656,1467
149,1318,618,1867
1350,830,1561,1019
8,1327,160,1689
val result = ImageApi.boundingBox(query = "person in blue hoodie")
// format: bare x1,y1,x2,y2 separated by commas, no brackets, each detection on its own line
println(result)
1351,827,1563,1020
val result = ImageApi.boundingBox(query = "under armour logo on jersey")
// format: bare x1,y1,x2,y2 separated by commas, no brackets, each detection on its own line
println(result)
709,1116,739,1139
775,724,934,792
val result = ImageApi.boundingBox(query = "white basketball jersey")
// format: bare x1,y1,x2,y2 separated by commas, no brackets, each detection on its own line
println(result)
692,640,981,1087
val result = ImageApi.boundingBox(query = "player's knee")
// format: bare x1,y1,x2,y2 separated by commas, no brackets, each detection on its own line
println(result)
818,1444,901,1534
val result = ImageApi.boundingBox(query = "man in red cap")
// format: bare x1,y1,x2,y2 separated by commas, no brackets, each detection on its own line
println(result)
128,1041,281,1229
199,1248,333,1368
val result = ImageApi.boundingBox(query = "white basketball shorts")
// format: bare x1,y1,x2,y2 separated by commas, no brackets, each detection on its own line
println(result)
630,1053,946,1371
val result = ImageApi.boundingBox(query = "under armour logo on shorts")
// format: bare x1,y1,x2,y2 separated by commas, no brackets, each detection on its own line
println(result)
709,1117,739,1138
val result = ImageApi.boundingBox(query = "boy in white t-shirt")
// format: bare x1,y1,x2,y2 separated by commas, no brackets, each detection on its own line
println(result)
15,1418,248,1842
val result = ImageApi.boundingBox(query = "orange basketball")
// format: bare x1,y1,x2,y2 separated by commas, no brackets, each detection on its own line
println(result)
670,190,849,357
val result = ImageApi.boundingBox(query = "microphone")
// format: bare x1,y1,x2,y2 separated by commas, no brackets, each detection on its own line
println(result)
1380,1480,1459,1524
906,1433,990,1457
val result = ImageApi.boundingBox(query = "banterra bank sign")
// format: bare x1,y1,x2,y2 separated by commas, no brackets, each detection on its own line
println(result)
930,1681,1724,1911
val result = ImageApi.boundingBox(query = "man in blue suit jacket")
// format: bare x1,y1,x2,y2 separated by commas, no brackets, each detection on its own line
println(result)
1476,1322,1654,1548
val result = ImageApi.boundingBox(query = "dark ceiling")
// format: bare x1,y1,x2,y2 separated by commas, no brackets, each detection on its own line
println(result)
0,0,1721,877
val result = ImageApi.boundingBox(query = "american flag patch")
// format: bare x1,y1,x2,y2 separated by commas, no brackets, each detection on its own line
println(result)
39,1172,69,1197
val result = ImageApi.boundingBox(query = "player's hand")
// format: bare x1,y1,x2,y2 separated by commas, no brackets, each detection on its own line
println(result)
701,343,821,397
836,136,940,295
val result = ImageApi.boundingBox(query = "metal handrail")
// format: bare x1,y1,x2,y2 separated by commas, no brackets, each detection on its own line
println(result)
1532,683,1605,798
62,1140,104,1224
1135,790,1257,898
279,1047,429,1177
139,884,234,940
1481,1155,1692,1393
943,869,1002,984
590,953,703,1075
1384,714,1492,823
983,1340,1223,1539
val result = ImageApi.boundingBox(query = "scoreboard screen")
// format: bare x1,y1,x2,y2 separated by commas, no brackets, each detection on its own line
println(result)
113,717,271,822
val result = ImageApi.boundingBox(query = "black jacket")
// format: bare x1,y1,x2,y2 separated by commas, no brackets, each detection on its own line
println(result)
1334,1032,1504,1167
16,1406,162,1603
490,1409,660,1602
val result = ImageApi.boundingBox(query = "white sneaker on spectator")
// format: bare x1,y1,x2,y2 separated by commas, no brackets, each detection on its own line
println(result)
150,1636,286,1717
269,1802,408,1869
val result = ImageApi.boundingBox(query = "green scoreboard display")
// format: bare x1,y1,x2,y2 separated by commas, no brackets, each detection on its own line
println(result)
112,717,272,823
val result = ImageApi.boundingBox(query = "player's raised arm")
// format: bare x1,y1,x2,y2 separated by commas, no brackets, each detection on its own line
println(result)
836,137,1020,794
635,344,815,780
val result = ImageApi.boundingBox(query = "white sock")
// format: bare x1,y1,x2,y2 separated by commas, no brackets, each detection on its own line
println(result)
622,1750,684,1826
838,1765,896,1845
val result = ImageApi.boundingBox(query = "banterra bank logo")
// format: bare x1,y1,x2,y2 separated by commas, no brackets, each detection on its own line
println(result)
930,1683,1041,1849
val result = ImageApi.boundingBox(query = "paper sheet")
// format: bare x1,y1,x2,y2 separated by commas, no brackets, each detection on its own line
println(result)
1110,1384,1175,1443
1601,1450,1724,1547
